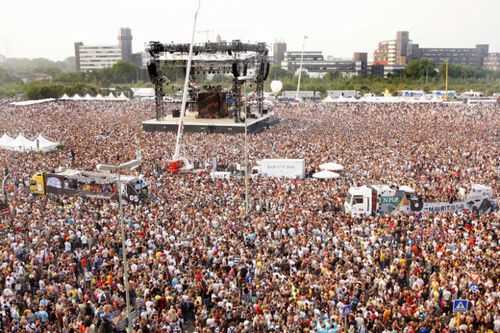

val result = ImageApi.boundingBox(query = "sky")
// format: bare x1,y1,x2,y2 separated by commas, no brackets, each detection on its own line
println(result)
1,0,499,61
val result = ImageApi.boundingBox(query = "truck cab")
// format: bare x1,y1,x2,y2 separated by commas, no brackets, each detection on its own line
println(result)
30,173,45,195
344,186,373,217
165,157,194,173
345,184,415,217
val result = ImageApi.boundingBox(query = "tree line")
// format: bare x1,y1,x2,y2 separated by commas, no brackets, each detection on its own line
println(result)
1,56,499,99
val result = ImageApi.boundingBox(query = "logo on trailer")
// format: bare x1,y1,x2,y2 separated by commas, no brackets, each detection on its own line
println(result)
46,177,62,189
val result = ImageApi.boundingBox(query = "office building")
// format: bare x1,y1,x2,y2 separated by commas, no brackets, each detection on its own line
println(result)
411,43,489,67
118,27,133,62
373,31,412,66
74,43,122,72
75,27,141,72
374,31,492,68
281,51,366,78
354,52,368,77
272,42,287,65
483,53,500,71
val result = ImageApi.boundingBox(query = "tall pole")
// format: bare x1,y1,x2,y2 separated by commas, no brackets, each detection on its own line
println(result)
445,58,449,101
244,81,249,215
2,168,10,209
295,35,306,100
118,172,132,333
174,0,201,160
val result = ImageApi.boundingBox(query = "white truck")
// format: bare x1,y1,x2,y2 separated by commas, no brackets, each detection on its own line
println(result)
344,184,497,217
252,159,305,179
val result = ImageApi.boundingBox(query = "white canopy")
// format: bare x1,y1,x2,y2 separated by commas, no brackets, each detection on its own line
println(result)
9,134,36,151
72,94,82,100
118,92,128,100
0,133,14,148
83,93,93,100
106,92,116,100
322,95,336,103
95,93,104,100
312,170,340,179
34,134,60,152
10,98,56,106
59,94,70,100
319,162,344,172
0,133,60,152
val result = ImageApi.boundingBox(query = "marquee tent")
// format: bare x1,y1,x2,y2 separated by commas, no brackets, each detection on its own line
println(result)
118,92,128,100
322,96,335,103
10,98,56,106
9,134,36,151
0,134,13,148
312,170,340,179
319,162,344,172
34,134,60,152
0,133,60,152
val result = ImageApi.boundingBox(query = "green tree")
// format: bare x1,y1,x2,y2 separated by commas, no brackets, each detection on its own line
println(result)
268,65,292,80
405,58,437,79
109,61,139,83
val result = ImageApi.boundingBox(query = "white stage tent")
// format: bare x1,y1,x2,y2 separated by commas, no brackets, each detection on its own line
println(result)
0,134,13,147
322,96,335,103
0,133,60,152
59,93,128,102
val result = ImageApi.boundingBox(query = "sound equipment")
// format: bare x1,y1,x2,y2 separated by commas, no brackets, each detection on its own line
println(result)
196,92,228,118
172,109,180,118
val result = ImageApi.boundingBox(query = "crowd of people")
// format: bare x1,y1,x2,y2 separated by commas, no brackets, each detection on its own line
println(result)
0,99,498,332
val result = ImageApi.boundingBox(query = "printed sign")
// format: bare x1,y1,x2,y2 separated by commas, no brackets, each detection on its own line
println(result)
342,305,352,316
453,299,468,313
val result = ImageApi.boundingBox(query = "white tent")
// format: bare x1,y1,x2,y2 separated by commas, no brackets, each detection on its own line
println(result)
59,94,70,100
0,134,14,148
72,94,82,100
106,92,116,100
118,92,128,100
34,134,60,152
9,134,36,151
322,95,336,103
312,170,340,179
319,162,344,172
83,93,93,100
430,95,442,102
10,98,56,106
95,93,104,100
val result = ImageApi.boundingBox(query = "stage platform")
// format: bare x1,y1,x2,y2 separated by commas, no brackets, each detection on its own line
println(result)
142,112,279,134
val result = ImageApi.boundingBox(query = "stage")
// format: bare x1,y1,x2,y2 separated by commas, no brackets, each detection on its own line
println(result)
142,112,279,134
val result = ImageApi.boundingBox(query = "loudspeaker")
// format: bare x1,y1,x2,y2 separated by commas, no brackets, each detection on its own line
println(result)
172,109,180,118
232,63,239,78
147,61,158,83
263,61,270,81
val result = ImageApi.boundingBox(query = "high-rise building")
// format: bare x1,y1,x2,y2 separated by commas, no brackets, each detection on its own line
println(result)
353,52,368,77
118,27,133,62
373,31,412,66
272,42,287,65
484,53,500,71
396,31,409,65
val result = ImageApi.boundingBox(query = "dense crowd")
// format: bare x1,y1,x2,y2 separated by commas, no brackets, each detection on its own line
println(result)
0,100,498,333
